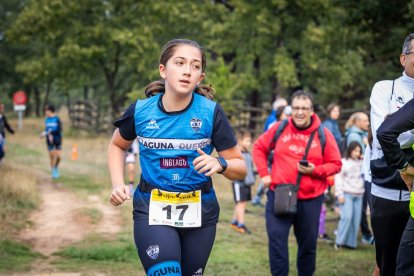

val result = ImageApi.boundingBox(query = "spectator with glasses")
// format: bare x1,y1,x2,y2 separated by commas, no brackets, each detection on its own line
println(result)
253,90,341,276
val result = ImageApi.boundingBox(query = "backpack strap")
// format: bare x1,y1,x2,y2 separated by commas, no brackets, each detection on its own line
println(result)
390,80,395,100
318,125,326,154
270,119,289,149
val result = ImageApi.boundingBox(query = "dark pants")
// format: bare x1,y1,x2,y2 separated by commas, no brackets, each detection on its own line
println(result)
371,195,409,276
134,220,216,276
266,190,323,276
396,216,414,276
360,181,373,239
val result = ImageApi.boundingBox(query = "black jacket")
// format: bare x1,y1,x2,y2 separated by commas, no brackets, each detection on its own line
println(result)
377,97,414,171
0,114,15,137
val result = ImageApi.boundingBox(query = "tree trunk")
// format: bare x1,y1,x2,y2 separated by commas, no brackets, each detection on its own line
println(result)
34,86,41,117
43,80,52,109
83,85,89,100
24,85,32,116
249,56,261,130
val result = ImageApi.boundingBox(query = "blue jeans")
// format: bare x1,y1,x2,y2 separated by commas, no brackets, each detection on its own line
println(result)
335,193,363,248
266,190,323,276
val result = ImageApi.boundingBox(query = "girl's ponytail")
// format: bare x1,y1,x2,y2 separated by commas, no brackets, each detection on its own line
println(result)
144,80,215,100
144,80,165,98
194,84,215,100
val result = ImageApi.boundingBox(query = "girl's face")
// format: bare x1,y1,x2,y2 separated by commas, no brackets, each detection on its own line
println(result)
330,106,340,120
159,44,205,97
351,146,362,160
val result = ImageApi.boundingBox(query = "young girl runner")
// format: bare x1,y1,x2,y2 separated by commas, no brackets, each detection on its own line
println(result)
108,39,247,275
334,141,364,249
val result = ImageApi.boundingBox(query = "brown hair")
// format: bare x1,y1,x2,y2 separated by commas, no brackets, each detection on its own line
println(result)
144,39,215,100
290,90,314,108
345,141,362,159
326,103,340,116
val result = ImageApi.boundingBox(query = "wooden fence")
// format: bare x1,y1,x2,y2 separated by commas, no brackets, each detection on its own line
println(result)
68,100,111,132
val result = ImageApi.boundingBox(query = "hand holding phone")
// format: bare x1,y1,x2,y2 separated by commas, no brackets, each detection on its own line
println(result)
299,160,309,167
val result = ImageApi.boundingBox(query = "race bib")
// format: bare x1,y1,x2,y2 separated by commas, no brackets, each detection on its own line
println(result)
149,189,202,227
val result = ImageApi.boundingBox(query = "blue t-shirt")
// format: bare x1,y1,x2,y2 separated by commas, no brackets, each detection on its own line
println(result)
114,93,237,226
45,116,62,137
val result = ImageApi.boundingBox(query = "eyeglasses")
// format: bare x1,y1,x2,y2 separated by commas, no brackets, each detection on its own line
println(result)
404,52,414,56
291,106,312,112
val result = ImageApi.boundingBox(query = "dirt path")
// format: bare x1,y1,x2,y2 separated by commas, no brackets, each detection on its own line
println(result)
17,177,122,274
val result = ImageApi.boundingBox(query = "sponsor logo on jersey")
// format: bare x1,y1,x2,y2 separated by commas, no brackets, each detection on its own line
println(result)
193,268,203,276
160,157,189,169
396,96,405,105
172,173,180,181
138,137,211,150
146,245,159,259
146,119,160,129
190,118,202,132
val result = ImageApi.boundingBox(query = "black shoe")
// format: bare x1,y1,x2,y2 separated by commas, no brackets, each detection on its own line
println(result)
318,233,333,243
237,225,252,235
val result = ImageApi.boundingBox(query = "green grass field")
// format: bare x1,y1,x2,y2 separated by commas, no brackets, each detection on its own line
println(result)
0,116,377,275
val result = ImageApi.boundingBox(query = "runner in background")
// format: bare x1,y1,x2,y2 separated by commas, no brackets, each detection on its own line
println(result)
40,104,62,179
0,103,15,159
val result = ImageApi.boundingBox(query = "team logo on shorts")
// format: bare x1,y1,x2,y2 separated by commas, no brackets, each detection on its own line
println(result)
146,245,159,259
190,118,202,132
193,268,203,275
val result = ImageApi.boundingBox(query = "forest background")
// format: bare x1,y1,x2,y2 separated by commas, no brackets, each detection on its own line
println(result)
1,0,414,121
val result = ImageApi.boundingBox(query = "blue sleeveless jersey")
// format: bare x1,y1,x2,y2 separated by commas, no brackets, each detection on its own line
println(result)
45,116,61,136
135,93,215,191
133,93,220,226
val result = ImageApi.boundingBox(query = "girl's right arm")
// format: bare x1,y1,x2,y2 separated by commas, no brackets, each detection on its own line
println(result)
108,128,134,206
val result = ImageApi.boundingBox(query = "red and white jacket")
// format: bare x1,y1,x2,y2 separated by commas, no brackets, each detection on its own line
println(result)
253,114,342,200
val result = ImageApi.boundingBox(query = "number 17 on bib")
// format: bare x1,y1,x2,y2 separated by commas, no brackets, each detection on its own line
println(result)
149,189,202,227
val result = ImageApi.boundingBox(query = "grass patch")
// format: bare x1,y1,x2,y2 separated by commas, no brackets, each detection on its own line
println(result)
58,242,136,262
0,239,41,272
8,143,43,159
54,234,141,275
0,163,40,236
58,174,102,193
